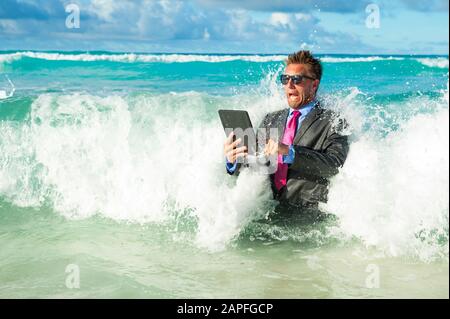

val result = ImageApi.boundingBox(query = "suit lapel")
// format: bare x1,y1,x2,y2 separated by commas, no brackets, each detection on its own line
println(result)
293,106,323,144
275,108,289,142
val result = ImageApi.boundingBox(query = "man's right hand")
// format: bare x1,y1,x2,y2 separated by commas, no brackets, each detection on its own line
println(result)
224,132,247,164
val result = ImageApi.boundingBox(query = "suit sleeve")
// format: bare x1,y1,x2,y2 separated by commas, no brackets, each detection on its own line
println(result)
289,119,349,179
226,162,242,175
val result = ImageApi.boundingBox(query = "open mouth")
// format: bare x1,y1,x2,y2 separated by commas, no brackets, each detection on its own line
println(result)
288,92,300,100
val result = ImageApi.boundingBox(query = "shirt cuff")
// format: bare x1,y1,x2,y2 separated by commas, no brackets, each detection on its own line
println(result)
226,159,238,174
282,144,296,164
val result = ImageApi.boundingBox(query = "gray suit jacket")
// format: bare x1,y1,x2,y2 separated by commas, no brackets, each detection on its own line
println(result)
229,103,350,208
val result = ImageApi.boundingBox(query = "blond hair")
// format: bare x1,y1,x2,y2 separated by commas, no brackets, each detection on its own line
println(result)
286,50,322,81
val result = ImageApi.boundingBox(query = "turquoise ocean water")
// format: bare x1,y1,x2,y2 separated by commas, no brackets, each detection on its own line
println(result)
0,51,448,298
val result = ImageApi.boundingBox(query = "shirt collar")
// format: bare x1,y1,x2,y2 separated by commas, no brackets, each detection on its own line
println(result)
288,99,317,117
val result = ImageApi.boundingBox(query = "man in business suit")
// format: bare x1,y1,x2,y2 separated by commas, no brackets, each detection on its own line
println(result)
224,50,349,211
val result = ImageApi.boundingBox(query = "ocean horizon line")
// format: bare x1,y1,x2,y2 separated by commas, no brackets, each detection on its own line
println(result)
0,49,448,58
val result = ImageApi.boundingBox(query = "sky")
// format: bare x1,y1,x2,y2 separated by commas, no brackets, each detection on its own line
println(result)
0,0,448,54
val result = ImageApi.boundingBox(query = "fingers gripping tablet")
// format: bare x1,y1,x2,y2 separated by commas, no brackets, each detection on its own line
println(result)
218,110,257,156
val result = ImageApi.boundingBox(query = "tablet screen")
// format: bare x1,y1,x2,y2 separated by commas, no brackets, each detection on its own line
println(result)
218,110,256,155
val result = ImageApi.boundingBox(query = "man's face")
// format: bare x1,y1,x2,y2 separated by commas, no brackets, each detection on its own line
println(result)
283,63,319,109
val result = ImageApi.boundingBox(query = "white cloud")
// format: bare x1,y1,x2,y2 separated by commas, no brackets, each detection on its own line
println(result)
269,13,291,27
295,13,313,22
88,0,120,21
0,19,21,34
0,0,383,53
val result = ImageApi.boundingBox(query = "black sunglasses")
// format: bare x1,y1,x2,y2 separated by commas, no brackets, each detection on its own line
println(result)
279,74,316,85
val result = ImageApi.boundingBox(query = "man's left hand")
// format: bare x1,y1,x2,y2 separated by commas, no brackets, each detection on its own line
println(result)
264,139,290,156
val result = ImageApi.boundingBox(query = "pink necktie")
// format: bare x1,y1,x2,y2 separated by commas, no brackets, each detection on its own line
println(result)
274,110,301,191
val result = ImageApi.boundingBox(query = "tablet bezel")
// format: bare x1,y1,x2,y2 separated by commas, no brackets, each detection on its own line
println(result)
218,109,257,156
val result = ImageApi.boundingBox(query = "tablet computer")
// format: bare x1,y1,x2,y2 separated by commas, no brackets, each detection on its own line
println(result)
218,109,257,155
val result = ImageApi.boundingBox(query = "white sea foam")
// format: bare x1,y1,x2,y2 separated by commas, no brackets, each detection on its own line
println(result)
416,57,449,69
322,86,449,261
0,51,287,64
0,70,448,257
0,52,22,64
0,87,284,251
320,56,404,63
0,51,418,65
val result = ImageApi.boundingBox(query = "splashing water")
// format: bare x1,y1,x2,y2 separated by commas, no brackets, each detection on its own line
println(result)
0,52,448,298
322,85,449,261
0,75,15,100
